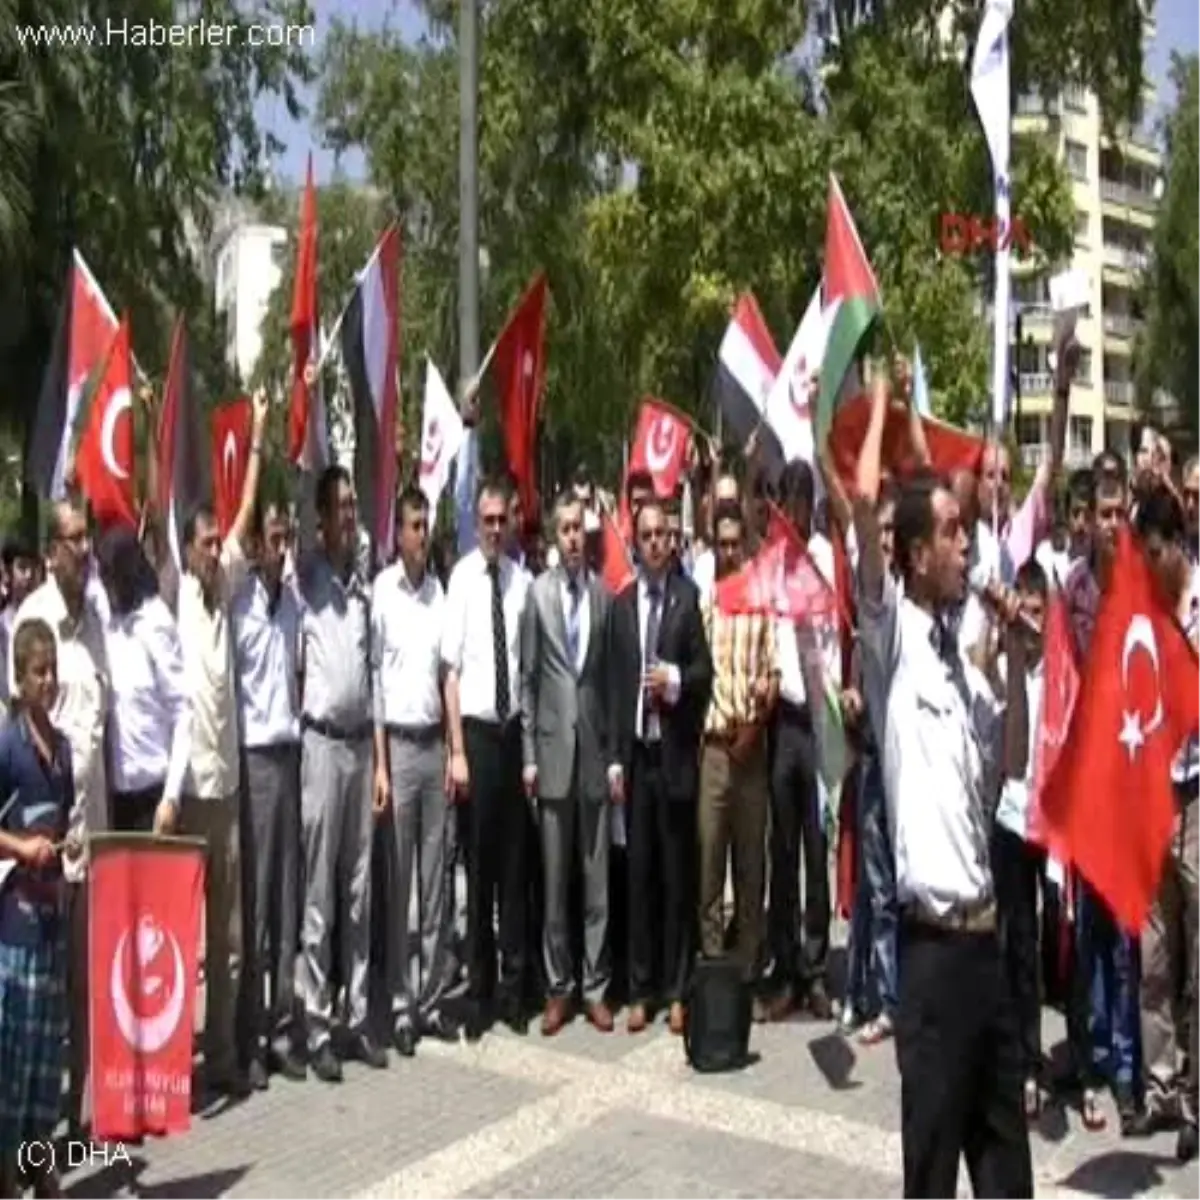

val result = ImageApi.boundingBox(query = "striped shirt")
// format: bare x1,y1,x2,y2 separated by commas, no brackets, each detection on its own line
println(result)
701,602,777,738
1173,558,1199,788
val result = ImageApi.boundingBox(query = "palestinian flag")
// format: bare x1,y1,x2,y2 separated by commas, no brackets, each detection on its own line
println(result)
712,293,784,478
817,175,881,445
342,225,402,560
158,318,211,570
25,249,120,500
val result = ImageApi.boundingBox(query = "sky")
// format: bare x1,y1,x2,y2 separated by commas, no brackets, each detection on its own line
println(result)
260,0,1200,187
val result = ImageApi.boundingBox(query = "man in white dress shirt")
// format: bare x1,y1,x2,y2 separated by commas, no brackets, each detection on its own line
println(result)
442,477,532,1038
9,501,108,1132
161,389,265,1097
233,496,306,1085
371,485,458,1056
853,367,1032,1198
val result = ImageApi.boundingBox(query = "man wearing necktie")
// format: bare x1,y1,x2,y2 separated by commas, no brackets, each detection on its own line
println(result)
442,478,532,1038
519,493,615,1035
607,498,712,1035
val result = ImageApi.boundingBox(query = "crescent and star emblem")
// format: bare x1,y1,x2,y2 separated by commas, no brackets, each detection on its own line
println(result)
101,386,133,480
420,417,442,478
222,431,238,490
1117,613,1164,760
789,355,812,418
110,916,187,1055
644,416,678,475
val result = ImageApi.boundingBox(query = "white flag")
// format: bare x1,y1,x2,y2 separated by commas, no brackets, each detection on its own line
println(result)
762,287,833,467
971,0,1014,431
418,360,465,514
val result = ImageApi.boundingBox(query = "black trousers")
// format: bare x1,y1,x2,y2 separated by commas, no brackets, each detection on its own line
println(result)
767,703,828,988
110,784,163,833
462,717,527,1009
993,826,1047,1082
896,919,1033,1199
628,742,695,1006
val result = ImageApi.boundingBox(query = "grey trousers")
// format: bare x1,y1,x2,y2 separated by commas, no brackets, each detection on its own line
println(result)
387,731,457,1029
540,791,610,1002
241,743,301,1057
299,727,373,1051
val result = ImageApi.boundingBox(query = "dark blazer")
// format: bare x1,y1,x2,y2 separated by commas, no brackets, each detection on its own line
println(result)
606,569,713,801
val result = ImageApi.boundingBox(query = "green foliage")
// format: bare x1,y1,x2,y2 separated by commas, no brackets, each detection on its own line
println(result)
1135,52,1198,445
223,0,1137,490
0,0,315,450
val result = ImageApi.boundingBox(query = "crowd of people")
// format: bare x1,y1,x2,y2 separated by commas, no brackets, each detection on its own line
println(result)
0,351,1197,1198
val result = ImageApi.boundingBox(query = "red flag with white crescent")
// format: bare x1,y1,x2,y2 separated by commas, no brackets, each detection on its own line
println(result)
74,316,136,530
211,397,252,539
627,398,691,499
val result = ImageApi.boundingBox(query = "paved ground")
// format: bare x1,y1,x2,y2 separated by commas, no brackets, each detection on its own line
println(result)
60,1000,1198,1199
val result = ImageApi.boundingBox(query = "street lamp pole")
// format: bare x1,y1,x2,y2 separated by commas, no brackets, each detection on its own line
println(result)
458,0,480,392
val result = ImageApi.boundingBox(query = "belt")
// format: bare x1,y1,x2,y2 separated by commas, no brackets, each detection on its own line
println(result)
904,898,997,934
301,715,372,743
386,722,442,745
776,699,812,726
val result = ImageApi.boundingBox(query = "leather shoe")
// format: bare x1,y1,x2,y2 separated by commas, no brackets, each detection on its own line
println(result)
393,1025,417,1057
765,992,795,1023
268,1045,308,1081
807,981,833,1021
311,1043,343,1083
420,1012,458,1042
247,1058,269,1091
349,1034,389,1069
627,1004,648,1034
668,1002,686,1036
541,997,569,1036
586,1001,614,1033
1178,1125,1198,1163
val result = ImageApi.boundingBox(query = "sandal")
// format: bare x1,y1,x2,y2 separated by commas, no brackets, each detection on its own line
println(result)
1082,1087,1108,1131
1023,1077,1042,1120
857,1014,895,1045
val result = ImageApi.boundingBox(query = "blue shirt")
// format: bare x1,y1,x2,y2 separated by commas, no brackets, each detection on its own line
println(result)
0,714,74,945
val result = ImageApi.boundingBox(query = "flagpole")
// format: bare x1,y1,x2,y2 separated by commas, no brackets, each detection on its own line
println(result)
313,225,397,373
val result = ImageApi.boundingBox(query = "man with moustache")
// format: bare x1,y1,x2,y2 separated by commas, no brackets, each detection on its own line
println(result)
442,477,532,1038
607,497,712,1034
520,492,615,1035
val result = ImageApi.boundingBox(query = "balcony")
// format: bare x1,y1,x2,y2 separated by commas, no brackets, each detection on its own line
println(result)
1103,312,1140,338
1103,244,1149,273
1108,120,1159,154
1021,443,1091,469
1019,372,1053,395
1063,87,1089,113
1101,179,1158,212
1016,93,1060,117
1105,380,1135,405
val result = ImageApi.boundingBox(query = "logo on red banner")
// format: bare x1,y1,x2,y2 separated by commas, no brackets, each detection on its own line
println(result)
89,837,205,1142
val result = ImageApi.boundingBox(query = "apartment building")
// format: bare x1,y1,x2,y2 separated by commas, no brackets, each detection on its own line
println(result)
1011,11,1162,470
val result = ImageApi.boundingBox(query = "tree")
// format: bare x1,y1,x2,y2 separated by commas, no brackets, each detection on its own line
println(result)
0,0,316,450
293,0,1142,490
1135,52,1197,445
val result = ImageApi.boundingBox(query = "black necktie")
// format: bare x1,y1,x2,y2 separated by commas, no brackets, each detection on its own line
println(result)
642,581,662,738
566,575,582,672
489,561,510,722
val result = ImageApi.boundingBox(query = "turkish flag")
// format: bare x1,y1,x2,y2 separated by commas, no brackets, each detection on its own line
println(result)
1029,589,1081,837
627,398,691,499
715,505,838,622
827,391,985,488
211,397,252,539
1037,527,1200,933
492,272,548,522
88,834,205,1141
599,507,635,594
74,316,136,531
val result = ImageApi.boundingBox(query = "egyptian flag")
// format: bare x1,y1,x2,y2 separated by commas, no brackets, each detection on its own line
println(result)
712,293,784,478
492,273,548,523
342,225,402,558
288,155,327,468
26,249,120,500
817,175,881,445
157,319,211,570
211,397,252,539
74,317,136,531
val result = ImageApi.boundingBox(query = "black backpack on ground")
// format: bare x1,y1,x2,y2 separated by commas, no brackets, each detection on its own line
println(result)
683,956,753,1073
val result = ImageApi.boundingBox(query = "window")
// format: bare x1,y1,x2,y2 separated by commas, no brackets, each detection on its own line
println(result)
1065,140,1088,181
1069,415,1093,453
1075,348,1093,385
1063,86,1088,113
1017,342,1043,374
1016,415,1044,446
1013,275,1048,306
1074,211,1089,245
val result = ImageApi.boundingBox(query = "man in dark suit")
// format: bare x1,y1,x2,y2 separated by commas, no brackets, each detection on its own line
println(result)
607,497,713,1035
520,492,615,1036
